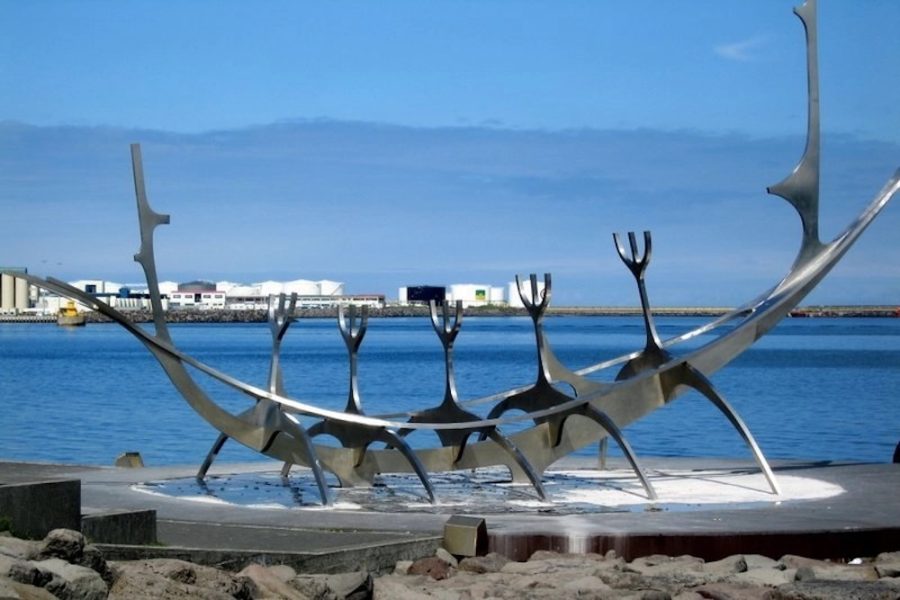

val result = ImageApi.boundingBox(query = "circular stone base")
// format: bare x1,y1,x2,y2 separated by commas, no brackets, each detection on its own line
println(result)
134,464,843,514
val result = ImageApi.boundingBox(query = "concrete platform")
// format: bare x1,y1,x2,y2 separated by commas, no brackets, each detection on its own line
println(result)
1,458,898,565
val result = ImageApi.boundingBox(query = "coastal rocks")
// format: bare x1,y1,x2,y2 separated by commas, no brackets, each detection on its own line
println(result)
2,528,900,600
378,548,900,599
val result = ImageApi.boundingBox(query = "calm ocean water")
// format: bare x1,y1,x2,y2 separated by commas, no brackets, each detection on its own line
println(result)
1,316,898,467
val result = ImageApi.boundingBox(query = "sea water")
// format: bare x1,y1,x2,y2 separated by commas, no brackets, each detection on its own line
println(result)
0,316,898,466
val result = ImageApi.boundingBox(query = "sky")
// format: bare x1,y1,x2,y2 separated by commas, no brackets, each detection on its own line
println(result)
1,1,899,306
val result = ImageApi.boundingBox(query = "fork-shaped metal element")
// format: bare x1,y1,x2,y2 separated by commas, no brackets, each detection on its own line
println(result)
431,299,463,408
613,232,780,494
614,231,672,381
399,300,547,499
339,304,368,415
481,273,658,499
615,231,664,354
304,304,436,503
197,293,333,504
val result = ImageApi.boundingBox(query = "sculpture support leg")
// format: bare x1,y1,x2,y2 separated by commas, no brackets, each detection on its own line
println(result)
377,429,437,504
582,406,658,501
486,428,547,501
280,416,333,506
197,432,229,480
598,437,608,470
684,365,782,496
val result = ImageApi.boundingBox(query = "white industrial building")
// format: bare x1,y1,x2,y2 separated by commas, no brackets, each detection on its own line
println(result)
447,284,505,308
0,268,32,313
218,279,355,309
398,283,507,307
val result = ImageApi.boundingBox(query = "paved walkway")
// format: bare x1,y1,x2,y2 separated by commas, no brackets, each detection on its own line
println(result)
2,458,899,561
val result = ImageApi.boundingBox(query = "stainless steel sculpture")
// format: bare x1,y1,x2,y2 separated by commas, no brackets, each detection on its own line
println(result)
4,0,899,507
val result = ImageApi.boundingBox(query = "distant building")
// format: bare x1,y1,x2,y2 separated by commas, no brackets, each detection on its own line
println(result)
0,267,31,312
399,285,446,306
447,283,505,308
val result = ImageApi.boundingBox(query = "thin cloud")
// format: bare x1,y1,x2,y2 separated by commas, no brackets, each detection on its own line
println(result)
714,35,768,62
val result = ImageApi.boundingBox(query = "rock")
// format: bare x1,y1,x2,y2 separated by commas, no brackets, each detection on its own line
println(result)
0,578,56,600
0,556,50,589
107,569,233,600
500,560,551,575
407,556,453,581
640,591,672,600
775,579,900,599
458,553,509,574
393,561,412,576
0,577,18,600
730,567,796,587
435,547,458,568
238,564,308,600
76,546,111,585
703,555,748,576
37,530,84,563
373,575,436,600
691,581,772,599
876,551,900,563
741,555,779,571
267,564,297,583
628,554,705,576
528,550,561,561
110,559,248,599
34,558,107,600
291,571,371,599
0,538,38,562
561,574,613,595
874,562,900,578
673,592,704,600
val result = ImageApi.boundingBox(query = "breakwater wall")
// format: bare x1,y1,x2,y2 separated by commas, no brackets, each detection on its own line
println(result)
2,305,896,324
81,304,898,323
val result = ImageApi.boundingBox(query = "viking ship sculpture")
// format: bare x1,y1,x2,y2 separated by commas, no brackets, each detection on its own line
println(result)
4,0,899,506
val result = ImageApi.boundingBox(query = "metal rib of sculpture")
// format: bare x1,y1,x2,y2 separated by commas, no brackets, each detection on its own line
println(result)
4,0,899,507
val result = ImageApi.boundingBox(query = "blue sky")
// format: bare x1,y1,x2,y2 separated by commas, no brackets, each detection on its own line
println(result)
1,1,899,305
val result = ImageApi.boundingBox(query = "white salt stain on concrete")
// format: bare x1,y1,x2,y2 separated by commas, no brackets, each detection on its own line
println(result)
551,469,844,507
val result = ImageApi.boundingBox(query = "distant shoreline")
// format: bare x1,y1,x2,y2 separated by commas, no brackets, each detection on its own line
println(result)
2,304,897,324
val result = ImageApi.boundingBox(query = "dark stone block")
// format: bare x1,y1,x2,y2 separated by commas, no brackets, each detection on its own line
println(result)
0,479,81,539
81,509,157,545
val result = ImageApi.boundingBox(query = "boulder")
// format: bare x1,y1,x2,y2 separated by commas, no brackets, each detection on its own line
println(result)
34,558,107,600
775,579,900,599
874,562,900,578
560,574,613,595
407,556,453,581
238,564,308,600
458,553,510,574
266,564,297,583
373,575,437,600
0,556,50,589
435,547,458,568
75,547,110,585
730,567,796,587
291,571,371,600
691,581,772,599
0,538,38,562
110,558,247,597
741,555,779,571
37,530,84,563
107,569,233,600
703,555,748,576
